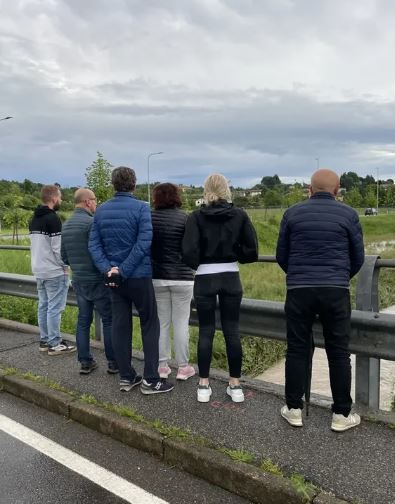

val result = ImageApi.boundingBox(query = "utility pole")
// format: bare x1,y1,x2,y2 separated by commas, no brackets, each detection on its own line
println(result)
147,152,163,205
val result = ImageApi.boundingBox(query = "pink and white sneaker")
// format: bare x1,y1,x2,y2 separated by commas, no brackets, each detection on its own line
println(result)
176,365,196,381
158,365,171,379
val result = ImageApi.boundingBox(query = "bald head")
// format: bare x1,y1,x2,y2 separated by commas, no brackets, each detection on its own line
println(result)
74,188,95,204
310,169,340,196
73,188,97,214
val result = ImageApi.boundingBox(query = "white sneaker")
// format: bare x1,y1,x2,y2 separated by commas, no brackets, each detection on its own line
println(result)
226,385,245,403
197,385,212,403
331,413,361,432
280,405,303,427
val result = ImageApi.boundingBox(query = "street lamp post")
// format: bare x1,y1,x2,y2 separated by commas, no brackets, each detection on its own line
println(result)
147,152,163,205
376,167,379,214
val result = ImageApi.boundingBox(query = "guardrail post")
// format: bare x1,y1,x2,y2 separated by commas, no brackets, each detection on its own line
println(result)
355,255,380,409
94,309,103,341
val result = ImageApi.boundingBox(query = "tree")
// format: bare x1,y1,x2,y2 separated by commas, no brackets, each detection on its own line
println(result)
21,178,36,194
2,207,30,244
134,184,148,201
340,172,360,191
263,189,282,207
233,195,249,208
361,175,375,188
284,187,306,207
344,188,362,208
384,186,395,207
85,152,113,203
261,174,281,189
364,186,376,208
22,194,40,210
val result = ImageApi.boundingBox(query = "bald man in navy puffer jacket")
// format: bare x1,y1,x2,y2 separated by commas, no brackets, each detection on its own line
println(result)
276,169,364,432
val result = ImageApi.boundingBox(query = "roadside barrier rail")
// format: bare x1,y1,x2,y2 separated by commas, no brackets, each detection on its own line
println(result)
0,247,394,410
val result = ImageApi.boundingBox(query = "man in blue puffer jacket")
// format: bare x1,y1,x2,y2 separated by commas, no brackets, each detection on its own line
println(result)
89,166,173,395
276,169,364,432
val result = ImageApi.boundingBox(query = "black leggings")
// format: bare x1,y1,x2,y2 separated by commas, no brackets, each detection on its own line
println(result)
194,272,243,378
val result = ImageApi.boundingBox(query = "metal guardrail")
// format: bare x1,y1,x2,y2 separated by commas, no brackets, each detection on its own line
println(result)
0,252,394,410
0,245,30,250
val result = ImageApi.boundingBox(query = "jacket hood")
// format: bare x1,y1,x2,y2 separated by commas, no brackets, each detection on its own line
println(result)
33,205,55,217
199,201,237,220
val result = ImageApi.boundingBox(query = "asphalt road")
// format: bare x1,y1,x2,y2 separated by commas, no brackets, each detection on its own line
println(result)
0,393,251,504
1,328,394,504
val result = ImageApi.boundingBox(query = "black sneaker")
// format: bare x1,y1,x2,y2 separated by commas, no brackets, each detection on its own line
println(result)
39,342,49,352
140,379,174,395
80,360,98,375
48,340,76,356
107,361,119,374
119,375,143,392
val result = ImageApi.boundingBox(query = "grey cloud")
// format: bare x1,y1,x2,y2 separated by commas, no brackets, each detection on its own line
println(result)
2,72,395,186
1,0,395,187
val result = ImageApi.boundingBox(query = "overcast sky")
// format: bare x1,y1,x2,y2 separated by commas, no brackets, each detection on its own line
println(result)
1,0,395,188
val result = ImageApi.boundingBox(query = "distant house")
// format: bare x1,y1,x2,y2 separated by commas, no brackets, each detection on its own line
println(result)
195,198,205,207
246,189,262,198
178,184,191,193
334,187,346,201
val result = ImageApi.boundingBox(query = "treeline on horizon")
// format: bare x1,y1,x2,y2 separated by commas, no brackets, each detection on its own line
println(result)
233,172,395,209
1,151,394,239
1,170,394,213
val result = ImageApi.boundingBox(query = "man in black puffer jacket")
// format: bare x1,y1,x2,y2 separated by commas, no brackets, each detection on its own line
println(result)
276,169,364,432
61,188,117,375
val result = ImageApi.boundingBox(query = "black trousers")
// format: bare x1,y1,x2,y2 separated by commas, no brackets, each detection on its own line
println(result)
285,287,352,416
110,278,160,383
194,272,243,379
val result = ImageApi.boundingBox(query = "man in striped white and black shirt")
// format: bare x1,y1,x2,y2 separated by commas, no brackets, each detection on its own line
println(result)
29,185,75,356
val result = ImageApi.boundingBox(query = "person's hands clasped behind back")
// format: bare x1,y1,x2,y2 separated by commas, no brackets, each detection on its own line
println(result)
104,266,123,288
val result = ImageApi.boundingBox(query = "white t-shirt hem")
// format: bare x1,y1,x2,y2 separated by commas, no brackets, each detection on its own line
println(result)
195,262,239,275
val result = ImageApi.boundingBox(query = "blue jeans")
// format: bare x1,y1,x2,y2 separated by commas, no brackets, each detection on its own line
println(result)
72,280,115,365
37,275,69,348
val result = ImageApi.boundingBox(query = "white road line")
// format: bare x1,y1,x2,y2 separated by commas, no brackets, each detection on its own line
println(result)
0,413,168,504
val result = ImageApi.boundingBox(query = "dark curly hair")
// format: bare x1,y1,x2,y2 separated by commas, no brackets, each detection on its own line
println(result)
112,166,136,192
152,183,182,210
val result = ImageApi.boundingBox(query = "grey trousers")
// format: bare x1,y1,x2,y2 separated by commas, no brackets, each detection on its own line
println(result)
154,284,194,367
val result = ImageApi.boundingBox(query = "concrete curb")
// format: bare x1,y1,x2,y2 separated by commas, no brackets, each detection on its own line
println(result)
163,437,303,504
1,374,74,417
313,493,350,504
69,400,164,458
0,369,350,504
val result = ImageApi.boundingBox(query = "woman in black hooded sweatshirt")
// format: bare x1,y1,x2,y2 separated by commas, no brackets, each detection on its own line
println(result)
182,173,258,403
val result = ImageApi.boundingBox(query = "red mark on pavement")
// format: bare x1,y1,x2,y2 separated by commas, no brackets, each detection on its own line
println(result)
209,390,255,411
